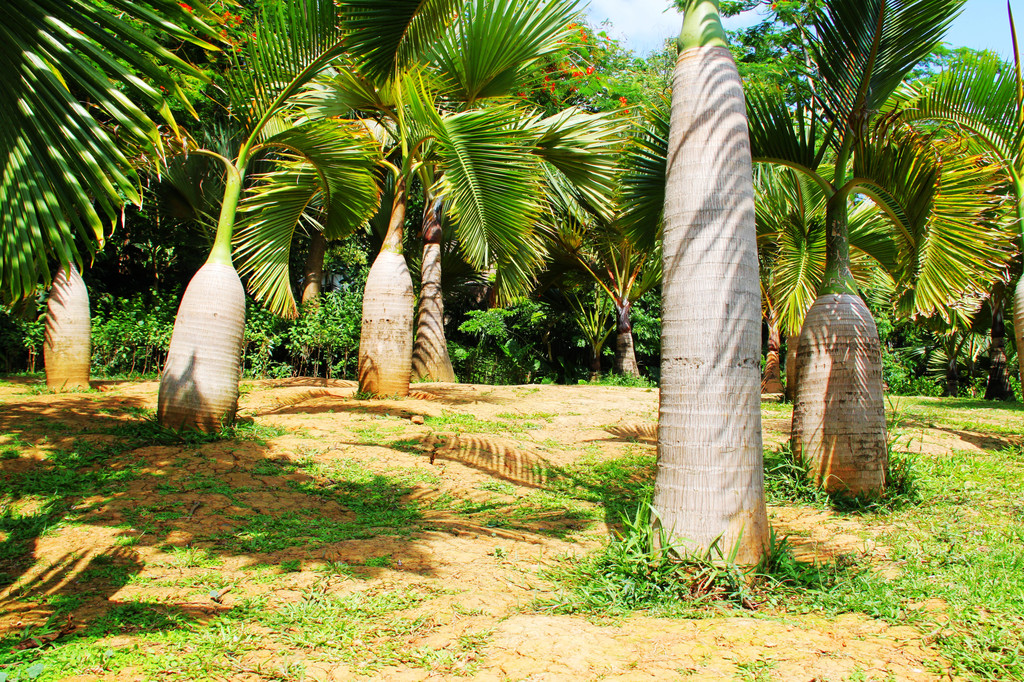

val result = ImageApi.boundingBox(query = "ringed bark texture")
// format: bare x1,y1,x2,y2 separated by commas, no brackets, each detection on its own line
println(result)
411,242,456,382
784,338,798,403
791,293,886,494
359,251,414,396
1014,278,1024,398
614,328,640,376
44,265,91,390
985,283,1012,401
301,231,328,305
614,302,640,376
655,45,768,566
761,320,784,394
158,263,246,431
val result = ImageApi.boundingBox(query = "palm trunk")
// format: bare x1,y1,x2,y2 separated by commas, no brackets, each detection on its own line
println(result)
613,299,640,376
411,198,456,383
358,177,414,397
762,317,784,394
785,335,798,403
589,343,602,381
791,188,886,494
158,158,245,431
655,2,768,567
985,282,1013,400
944,340,961,397
44,264,91,390
158,263,246,430
301,231,328,305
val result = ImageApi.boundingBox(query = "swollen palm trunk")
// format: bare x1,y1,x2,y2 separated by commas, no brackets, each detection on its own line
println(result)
358,251,414,396
411,242,456,382
655,42,768,566
44,265,91,390
1015,278,1024,395
791,294,886,494
158,263,246,431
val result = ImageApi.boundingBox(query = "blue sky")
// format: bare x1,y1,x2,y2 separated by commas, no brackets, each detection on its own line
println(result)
585,0,1018,59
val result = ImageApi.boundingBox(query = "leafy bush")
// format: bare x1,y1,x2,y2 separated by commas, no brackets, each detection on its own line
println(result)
91,293,176,376
0,302,44,373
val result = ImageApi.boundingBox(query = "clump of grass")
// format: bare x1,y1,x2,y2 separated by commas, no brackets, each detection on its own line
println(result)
540,501,845,615
763,443,921,513
106,413,285,447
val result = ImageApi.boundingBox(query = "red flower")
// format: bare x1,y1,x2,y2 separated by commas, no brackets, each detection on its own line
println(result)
585,66,594,75
619,96,627,106
179,2,192,11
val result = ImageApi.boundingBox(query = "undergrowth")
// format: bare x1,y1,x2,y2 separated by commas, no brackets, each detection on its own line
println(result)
539,500,848,616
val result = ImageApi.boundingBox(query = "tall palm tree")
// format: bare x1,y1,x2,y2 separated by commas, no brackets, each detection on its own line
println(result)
889,10,1024,391
157,0,452,429
746,0,971,494
657,0,768,565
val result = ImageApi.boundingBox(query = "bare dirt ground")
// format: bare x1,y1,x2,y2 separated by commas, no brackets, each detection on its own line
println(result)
0,378,998,681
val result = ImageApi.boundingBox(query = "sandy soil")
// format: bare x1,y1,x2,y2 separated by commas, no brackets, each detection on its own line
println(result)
0,378,981,681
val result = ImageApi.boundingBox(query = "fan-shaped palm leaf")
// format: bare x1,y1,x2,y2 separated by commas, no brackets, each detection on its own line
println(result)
428,0,579,104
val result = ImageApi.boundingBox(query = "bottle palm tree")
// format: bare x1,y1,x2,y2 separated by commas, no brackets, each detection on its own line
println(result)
239,0,621,396
656,0,768,565
2,1,218,390
156,0,456,428
745,0,971,494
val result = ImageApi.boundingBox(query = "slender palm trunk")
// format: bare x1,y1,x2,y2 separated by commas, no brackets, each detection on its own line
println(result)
301,231,328,305
985,282,1013,400
785,335,798,402
44,264,91,390
613,299,640,376
412,198,456,383
762,316,784,394
655,0,768,566
158,159,245,431
358,177,414,396
791,193,886,495
944,338,962,397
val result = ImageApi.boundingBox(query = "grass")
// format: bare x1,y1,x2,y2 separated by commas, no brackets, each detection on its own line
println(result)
2,381,1022,680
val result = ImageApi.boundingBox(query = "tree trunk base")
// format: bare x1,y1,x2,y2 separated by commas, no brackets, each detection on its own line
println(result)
791,294,887,495
158,263,246,431
412,242,456,383
359,251,414,397
44,265,91,391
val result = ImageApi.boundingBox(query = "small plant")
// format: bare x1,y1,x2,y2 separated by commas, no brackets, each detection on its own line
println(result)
279,559,301,573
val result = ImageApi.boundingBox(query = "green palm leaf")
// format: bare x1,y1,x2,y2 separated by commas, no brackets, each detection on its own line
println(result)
620,99,669,253
226,0,347,141
852,129,1013,317
811,0,964,125
338,0,462,83
428,0,579,103
889,52,1022,171
428,105,546,301
0,0,218,301
234,121,382,317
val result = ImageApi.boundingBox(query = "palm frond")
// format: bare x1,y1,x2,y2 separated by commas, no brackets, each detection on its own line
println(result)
234,121,382,317
811,0,964,125
226,0,346,141
427,105,546,300
853,129,1014,318
338,0,462,83
620,99,669,253
889,52,1021,169
429,0,579,103
0,0,218,301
